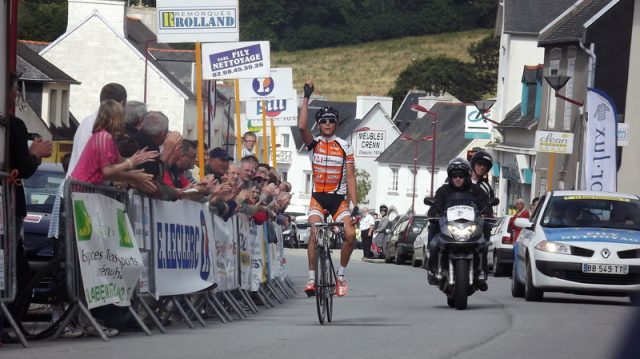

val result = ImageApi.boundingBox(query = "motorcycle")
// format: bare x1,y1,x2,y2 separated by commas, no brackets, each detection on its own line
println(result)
424,194,499,310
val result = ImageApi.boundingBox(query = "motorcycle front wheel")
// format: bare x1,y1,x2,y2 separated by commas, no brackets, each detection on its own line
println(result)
453,260,469,310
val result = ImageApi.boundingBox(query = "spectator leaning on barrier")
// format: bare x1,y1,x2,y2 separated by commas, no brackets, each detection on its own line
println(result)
67,83,127,176
206,147,233,180
117,100,147,157
70,100,158,188
238,155,259,188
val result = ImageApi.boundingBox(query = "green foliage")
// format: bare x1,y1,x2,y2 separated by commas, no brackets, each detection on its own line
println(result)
356,169,372,205
388,34,499,113
18,0,67,42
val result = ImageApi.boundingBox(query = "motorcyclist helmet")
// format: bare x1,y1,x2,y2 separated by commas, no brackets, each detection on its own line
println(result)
379,205,388,213
315,106,339,124
470,150,493,171
447,157,471,179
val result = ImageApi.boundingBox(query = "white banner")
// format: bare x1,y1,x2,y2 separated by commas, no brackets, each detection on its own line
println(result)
201,41,270,80
213,214,238,291
238,214,265,291
156,0,239,43
617,123,629,146
72,193,143,309
246,90,298,127
585,88,618,192
535,130,574,154
130,193,151,249
152,199,215,296
239,67,293,101
354,130,386,157
465,106,493,139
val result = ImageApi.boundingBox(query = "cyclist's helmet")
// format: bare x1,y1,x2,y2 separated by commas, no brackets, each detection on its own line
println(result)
470,150,493,171
315,106,339,123
447,157,472,179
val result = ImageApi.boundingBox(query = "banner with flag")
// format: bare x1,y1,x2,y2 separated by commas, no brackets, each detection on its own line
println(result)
585,88,618,192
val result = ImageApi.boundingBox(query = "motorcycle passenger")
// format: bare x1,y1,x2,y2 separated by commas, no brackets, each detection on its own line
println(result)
469,150,496,282
426,158,492,291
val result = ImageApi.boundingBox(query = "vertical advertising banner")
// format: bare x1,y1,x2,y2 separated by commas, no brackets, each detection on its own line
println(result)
156,0,239,43
585,88,618,192
246,90,298,127
213,214,238,291
238,214,254,290
72,193,144,309
152,199,215,296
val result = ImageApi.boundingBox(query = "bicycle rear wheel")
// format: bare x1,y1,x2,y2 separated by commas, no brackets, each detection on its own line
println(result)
325,254,335,323
315,248,326,324
12,256,75,340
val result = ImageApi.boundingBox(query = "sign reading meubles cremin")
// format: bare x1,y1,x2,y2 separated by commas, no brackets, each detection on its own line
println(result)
156,0,239,43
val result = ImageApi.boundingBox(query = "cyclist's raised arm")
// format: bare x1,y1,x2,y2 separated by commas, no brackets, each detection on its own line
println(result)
298,79,315,147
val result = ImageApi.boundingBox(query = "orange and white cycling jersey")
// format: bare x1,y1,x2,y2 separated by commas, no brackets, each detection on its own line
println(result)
307,135,355,195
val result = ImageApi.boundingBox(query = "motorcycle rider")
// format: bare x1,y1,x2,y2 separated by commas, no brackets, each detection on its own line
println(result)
426,158,492,291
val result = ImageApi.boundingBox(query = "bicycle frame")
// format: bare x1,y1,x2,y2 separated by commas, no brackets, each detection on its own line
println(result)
313,222,342,324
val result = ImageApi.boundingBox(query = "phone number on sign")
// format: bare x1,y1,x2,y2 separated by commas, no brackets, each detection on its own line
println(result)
211,62,264,78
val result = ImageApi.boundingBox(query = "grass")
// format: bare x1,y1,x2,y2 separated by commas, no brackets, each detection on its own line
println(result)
269,29,492,102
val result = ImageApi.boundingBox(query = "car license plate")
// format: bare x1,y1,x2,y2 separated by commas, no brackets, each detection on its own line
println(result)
581,263,629,275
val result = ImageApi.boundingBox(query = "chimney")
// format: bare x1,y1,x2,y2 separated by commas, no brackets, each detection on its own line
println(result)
67,0,127,37
356,95,393,120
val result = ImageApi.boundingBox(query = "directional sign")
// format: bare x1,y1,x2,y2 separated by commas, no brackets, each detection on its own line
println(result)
239,68,293,101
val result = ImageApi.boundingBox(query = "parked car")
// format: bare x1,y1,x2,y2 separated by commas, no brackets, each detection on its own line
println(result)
296,221,311,248
411,223,430,268
383,215,429,265
487,215,514,276
511,190,640,304
22,163,65,259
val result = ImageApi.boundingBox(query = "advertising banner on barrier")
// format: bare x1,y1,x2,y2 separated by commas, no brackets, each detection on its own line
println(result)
238,214,265,291
152,199,215,296
130,193,151,249
213,214,237,291
71,193,143,309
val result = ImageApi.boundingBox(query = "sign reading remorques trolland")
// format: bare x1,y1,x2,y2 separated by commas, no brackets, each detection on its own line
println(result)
156,0,239,43
535,130,574,154
201,42,270,80
354,130,386,157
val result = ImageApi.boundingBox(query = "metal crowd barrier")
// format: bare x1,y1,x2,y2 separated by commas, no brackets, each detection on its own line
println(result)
0,171,28,347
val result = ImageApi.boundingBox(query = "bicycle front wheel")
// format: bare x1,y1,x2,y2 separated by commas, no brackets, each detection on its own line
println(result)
315,249,326,324
325,254,335,323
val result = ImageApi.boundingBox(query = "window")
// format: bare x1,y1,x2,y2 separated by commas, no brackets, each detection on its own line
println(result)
389,167,399,191
304,172,312,194
282,134,290,148
49,89,59,126
281,170,288,182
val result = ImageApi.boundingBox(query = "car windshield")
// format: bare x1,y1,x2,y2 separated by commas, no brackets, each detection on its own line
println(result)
23,169,64,214
541,195,640,230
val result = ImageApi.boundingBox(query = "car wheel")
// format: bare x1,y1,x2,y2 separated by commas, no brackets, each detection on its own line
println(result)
394,247,403,265
493,251,506,277
524,257,544,302
411,251,420,267
511,260,525,298
384,243,392,263
630,294,640,306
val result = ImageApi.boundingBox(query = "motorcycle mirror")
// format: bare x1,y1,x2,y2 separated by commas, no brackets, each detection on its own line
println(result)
424,197,436,206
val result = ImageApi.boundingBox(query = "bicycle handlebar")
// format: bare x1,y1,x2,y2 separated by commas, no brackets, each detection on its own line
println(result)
312,222,344,228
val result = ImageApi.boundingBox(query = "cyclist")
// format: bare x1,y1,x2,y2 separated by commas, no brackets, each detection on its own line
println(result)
298,80,358,297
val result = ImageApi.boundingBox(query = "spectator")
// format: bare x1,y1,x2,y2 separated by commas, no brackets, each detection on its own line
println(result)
242,131,257,157
530,197,540,214
359,207,376,258
70,100,158,186
4,72,53,339
117,100,146,157
372,205,389,258
67,83,127,176
238,155,259,187
508,198,530,242
206,147,233,180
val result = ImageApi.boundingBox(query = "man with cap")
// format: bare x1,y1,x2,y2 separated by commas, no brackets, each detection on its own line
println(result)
206,147,234,181
372,205,389,257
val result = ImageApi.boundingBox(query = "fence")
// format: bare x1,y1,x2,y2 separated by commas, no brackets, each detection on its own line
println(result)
24,179,298,344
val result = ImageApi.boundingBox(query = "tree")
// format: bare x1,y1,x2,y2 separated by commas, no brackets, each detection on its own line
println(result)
356,169,372,205
18,0,67,42
468,35,500,95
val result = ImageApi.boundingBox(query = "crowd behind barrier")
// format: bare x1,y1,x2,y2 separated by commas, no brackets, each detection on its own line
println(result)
36,179,295,343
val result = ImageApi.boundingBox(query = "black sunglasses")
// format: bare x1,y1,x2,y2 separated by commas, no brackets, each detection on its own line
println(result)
317,118,337,125
451,173,466,179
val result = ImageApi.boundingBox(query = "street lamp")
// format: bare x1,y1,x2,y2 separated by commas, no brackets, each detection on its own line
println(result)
401,134,434,213
473,100,500,126
410,104,438,197
544,75,584,106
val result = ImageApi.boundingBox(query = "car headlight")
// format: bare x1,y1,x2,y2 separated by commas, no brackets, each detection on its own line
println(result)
535,240,571,255
447,224,476,241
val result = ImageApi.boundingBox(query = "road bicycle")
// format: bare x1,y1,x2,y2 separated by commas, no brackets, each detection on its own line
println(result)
313,222,343,325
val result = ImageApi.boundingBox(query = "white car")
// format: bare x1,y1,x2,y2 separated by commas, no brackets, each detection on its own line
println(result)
511,190,640,304
487,215,513,276
411,224,430,268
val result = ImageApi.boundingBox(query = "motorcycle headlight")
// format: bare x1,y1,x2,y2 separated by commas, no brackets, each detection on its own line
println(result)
447,224,476,242
535,240,571,255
